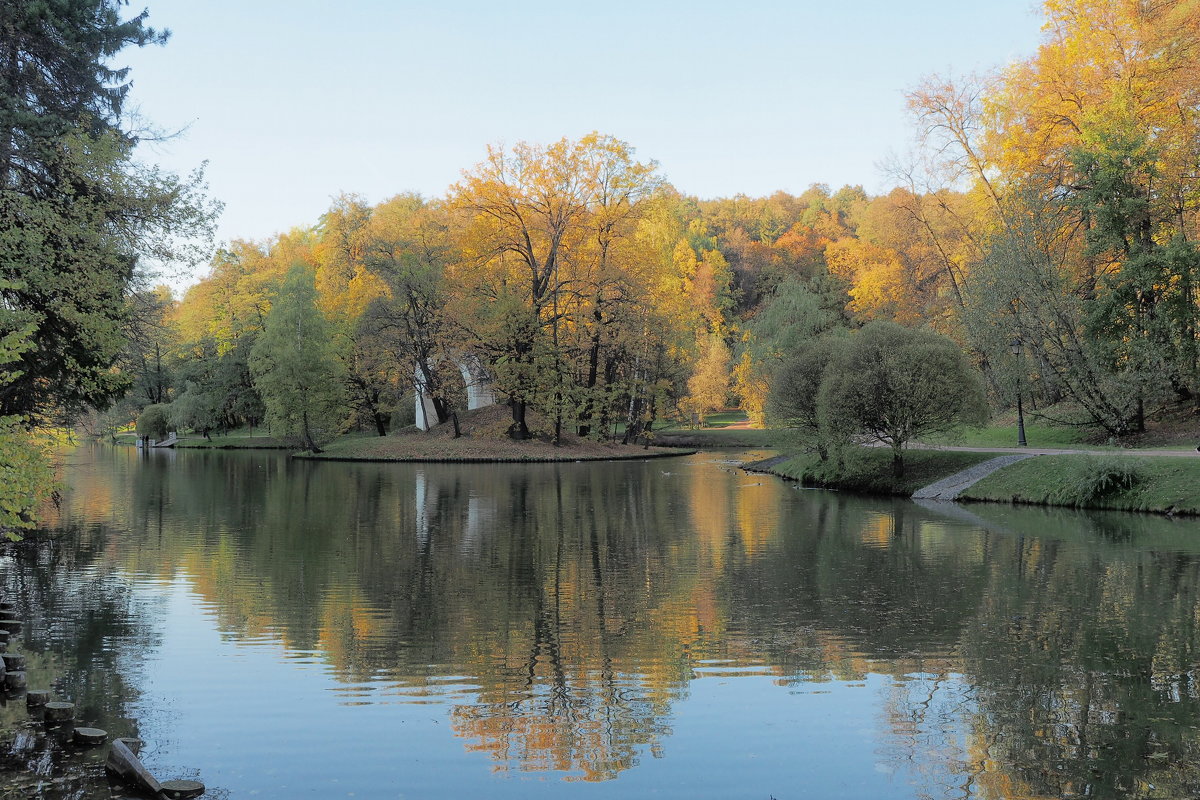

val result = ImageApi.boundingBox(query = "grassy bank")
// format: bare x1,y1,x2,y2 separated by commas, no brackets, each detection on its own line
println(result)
175,434,289,449
922,421,1087,449
302,432,688,462
299,405,692,463
112,430,289,449
958,454,1200,515
754,449,998,496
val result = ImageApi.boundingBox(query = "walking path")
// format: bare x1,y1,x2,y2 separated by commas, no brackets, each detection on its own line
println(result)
911,454,1037,501
911,443,1200,458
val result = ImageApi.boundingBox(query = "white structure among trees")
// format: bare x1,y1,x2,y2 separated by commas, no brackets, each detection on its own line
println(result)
414,354,496,430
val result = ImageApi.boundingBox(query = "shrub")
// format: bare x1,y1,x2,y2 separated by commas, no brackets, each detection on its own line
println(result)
135,403,172,441
1053,454,1144,506
816,321,988,477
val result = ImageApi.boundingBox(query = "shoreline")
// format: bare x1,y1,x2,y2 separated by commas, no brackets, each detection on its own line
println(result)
746,449,1200,518
297,447,696,464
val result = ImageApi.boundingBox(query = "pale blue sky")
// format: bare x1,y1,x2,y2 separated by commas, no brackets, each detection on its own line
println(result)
121,1,1043,283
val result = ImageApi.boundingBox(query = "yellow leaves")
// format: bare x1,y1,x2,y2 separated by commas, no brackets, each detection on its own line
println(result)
732,350,768,426
825,237,919,323
984,0,1200,194
684,333,731,417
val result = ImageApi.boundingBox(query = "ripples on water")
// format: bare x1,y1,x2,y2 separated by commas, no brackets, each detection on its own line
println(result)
3,445,1200,798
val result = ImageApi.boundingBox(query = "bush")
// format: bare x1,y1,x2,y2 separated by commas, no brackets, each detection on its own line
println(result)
0,417,56,536
1053,454,1144,506
135,403,172,441
766,336,846,458
816,321,988,477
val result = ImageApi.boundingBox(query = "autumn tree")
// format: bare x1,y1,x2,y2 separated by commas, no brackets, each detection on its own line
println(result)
905,0,1200,434
360,194,456,430
684,334,731,424
450,133,664,441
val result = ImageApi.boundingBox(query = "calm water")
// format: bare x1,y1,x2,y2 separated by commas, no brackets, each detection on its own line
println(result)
3,446,1200,799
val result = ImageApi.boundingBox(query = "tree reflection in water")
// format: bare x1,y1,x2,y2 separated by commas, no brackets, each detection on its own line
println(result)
9,445,1200,797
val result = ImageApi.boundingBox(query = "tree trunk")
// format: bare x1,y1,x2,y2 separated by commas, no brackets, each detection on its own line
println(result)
642,394,658,448
577,315,604,438
892,447,904,479
508,398,529,440
553,391,562,446
302,409,321,453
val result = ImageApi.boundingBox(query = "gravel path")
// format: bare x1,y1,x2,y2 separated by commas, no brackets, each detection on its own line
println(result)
911,454,1039,501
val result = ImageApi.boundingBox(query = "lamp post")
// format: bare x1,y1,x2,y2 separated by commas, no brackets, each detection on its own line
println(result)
1010,338,1027,447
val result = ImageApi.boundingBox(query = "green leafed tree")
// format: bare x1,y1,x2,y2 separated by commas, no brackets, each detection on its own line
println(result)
0,0,217,424
250,265,346,452
135,402,171,442
818,321,988,477
766,335,847,459
0,298,53,536
169,380,218,440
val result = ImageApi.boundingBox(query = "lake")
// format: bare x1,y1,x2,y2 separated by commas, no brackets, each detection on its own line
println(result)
3,444,1200,799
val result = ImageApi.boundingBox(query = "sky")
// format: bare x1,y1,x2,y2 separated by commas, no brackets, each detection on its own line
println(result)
119,0,1046,288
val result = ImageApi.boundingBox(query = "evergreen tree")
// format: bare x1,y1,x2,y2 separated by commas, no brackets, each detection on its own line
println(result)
250,265,346,452
0,0,216,423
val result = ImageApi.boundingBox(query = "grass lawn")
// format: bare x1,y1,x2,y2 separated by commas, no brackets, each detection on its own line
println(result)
301,405,691,462
764,449,999,496
922,422,1090,449
653,428,781,448
697,410,751,428
959,454,1200,515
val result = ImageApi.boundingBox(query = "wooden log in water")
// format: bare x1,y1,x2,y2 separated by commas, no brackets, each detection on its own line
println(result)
115,737,143,754
2,652,25,671
0,619,22,634
105,738,162,795
26,689,49,706
74,727,108,746
44,701,75,722
0,609,16,620
4,670,26,690
160,779,205,799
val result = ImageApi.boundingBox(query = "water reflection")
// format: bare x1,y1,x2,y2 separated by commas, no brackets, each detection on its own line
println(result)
2,445,1200,797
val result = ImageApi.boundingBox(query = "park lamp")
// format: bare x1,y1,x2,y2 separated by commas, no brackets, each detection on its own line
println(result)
1010,338,1027,447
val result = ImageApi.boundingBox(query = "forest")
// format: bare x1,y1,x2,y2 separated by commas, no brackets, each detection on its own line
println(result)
3,0,1200,527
